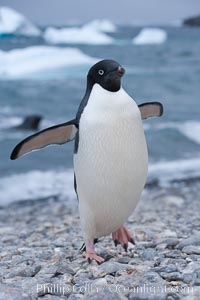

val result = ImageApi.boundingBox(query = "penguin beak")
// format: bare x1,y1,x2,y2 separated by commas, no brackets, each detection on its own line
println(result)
117,66,125,77
106,66,125,81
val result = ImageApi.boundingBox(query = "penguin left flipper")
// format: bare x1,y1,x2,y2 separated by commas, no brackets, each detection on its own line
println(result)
10,119,77,160
139,102,163,120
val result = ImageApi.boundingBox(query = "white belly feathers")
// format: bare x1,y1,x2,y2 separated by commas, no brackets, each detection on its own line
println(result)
73,84,148,240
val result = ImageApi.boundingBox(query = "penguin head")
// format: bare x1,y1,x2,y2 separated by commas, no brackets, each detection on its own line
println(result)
87,60,125,92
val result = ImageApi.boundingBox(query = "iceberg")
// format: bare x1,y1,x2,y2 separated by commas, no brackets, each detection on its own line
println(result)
0,6,41,36
83,19,117,32
44,26,113,45
133,28,167,45
0,46,98,79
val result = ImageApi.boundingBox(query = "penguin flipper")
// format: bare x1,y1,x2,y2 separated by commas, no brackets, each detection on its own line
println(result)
10,119,77,160
138,102,163,120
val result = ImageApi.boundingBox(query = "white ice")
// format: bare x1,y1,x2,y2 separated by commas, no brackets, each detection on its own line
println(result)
0,6,41,36
0,46,98,78
83,19,117,32
44,25,114,45
133,28,167,45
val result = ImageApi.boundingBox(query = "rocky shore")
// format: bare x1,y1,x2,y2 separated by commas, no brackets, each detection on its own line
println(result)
183,15,200,26
1,180,200,300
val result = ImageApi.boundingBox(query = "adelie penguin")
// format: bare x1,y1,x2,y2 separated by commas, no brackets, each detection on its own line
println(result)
10,60,163,263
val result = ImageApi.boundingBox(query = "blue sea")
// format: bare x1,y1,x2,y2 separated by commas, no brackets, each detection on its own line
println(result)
0,24,200,205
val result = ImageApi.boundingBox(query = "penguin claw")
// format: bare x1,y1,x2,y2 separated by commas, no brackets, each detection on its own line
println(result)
129,237,135,245
112,226,134,251
114,239,118,247
123,243,128,252
86,252,105,264
87,258,91,264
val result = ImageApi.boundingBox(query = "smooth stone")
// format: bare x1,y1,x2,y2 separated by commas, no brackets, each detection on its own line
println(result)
129,293,165,300
162,195,184,207
105,275,115,284
82,287,128,300
0,284,31,300
156,230,177,239
193,268,200,286
0,227,14,234
139,248,157,261
91,262,134,277
90,278,107,288
154,238,179,248
134,228,155,242
0,251,9,258
154,264,177,273
4,265,41,279
163,250,184,259
68,294,83,300
117,256,131,264
177,234,200,249
165,292,181,300
41,296,69,300
160,272,183,281
182,262,200,274
183,273,196,284
55,263,76,276
138,271,166,285
182,246,200,255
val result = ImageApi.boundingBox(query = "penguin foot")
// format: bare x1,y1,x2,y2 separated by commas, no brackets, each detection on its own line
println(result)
112,226,134,251
85,240,105,264
86,252,105,264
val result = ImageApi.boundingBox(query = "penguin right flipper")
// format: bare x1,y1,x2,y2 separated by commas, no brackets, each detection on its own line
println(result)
138,102,163,120
10,119,77,160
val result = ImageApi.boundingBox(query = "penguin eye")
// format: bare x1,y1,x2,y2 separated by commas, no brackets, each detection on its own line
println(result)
98,69,104,76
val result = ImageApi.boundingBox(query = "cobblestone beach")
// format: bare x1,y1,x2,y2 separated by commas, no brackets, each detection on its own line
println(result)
1,180,200,300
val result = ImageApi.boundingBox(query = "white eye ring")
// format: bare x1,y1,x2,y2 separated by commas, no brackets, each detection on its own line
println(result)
98,69,104,76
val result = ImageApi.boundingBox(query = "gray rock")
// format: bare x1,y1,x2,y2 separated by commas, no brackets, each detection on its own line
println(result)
105,275,115,284
68,294,83,300
4,265,41,279
55,263,76,276
164,250,184,259
117,256,131,264
91,261,134,277
192,269,200,286
165,292,181,300
139,248,157,261
155,238,179,248
182,246,200,255
83,287,128,300
0,284,31,300
154,264,177,273
183,273,196,284
177,234,200,249
129,293,165,300
138,271,166,285
41,296,69,300
163,195,184,207
160,272,183,281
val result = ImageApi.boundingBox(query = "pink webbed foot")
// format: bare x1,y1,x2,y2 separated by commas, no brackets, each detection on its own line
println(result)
112,226,134,251
85,241,105,264
86,252,105,264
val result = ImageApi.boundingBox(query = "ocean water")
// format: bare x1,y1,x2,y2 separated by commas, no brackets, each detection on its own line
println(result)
0,25,200,204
